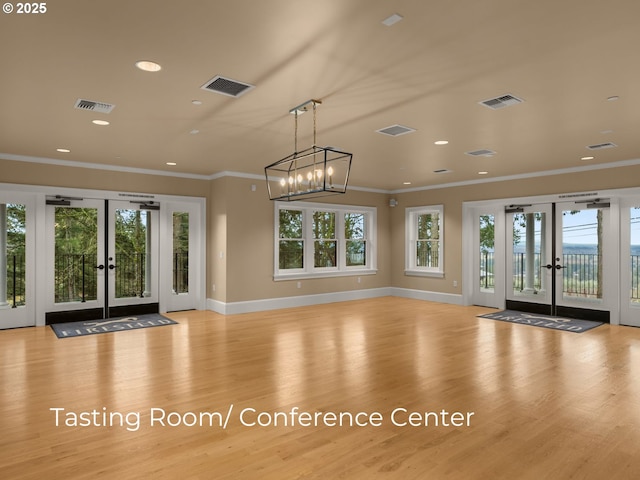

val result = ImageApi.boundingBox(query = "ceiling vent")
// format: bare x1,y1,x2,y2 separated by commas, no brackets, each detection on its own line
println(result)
74,99,115,114
200,75,255,98
376,124,416,137
479,94,524,110
465,149,496,157
587,142,618,150
433,168,453,174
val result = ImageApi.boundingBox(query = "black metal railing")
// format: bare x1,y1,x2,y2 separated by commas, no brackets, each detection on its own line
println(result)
5,254,26,307
114,253,147,298
49,252,188,303
478,252,640,300
53,253,98,303
173,252,188,294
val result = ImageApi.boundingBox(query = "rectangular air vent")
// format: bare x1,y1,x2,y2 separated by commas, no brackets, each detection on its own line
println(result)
74,99,115,114
375,124,416,137
587,142,618,150
479,94,524,110
465,149,496,157
200,75,255,98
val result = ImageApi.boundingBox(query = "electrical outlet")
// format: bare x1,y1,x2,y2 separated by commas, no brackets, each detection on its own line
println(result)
297,281,301,289
453,280,458,287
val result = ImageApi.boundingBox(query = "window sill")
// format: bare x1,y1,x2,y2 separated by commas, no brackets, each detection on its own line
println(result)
404,269,445,278
274,269,378,282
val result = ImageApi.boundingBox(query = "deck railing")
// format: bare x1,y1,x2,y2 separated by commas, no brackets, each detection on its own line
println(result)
3,253,188,304
479,252,640,300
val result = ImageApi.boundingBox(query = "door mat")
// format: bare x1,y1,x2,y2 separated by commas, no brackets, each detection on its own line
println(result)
477,310,603,333
50,313,177,338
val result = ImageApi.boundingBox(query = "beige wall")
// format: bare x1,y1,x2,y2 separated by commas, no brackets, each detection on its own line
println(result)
391,163,640,296
4,156,640,307
217,176,391,303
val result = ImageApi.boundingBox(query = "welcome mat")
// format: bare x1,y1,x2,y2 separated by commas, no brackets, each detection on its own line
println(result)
477,310,603,333
50,313,178,338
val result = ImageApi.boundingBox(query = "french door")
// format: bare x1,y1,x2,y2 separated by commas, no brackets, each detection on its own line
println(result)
0,192,35,329
45,198,159,323
620,199,640,326
505,201,612,321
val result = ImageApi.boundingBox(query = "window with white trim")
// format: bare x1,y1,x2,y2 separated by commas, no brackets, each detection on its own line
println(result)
275,201,376,280
405,205,444,277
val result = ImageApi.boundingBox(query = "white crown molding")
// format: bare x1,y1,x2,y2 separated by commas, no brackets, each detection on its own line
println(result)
4,152,640,195
0,152,212,180
389,157,640,194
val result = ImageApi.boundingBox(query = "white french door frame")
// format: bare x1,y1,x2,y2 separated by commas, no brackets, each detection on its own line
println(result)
0,182,206,328
0,190,37,329
619,196,640,327
160,200,205,313
463,188,622,325
107,200,160,315
505,203,553,309
45,198,106,319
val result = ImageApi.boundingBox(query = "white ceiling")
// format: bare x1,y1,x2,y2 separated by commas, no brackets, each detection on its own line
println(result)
1,0,639,191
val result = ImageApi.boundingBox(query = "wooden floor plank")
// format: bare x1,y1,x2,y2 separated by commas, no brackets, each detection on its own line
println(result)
2,297,640,478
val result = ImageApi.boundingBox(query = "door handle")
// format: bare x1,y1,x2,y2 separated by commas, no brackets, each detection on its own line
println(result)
108,264,117,270
545,264,566,270
95,264,105,270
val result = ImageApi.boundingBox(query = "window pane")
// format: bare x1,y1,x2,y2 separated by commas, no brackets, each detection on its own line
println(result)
479,214,495,292
115,209,150,299
418,213,439,240
345,213,365,239
631,207,640,304
417,240,438,267
279,240,303,269
279,210,302,239
346,240,366,266
54,207,98,303
314,240,336,267
3,204,26,307
313,211,335,239
173,212,189,294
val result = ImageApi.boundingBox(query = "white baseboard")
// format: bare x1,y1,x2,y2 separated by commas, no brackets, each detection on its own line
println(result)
389,287,463,305
207,287,462,315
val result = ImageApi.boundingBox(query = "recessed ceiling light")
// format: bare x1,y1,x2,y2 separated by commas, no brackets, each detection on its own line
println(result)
403,181,412,185
600,129,614,134
382,13,403,26
191,100,203,105
581,156,595,161
135,60,162,72
607,95,619,102
478,171,489,175
56,148,70,153
434,140,449,145
190,129,200,135
92,119,110,126
166,162,177,166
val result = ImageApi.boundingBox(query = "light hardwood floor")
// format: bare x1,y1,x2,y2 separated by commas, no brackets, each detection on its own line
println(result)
2,297,640,479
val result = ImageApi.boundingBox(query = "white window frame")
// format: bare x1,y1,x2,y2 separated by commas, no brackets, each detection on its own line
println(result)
274,201,377,281
405,205,444,278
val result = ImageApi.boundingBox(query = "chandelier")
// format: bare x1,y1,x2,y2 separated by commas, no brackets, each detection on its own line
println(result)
265,99,353,201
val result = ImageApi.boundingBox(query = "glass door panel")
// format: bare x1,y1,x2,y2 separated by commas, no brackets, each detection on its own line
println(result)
0,197,34,329
557,205,605,308
173,211,189,295
162,201,203,313
107,201,159,316
620,203,640,326
46,199,105,323
506,205,552,311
